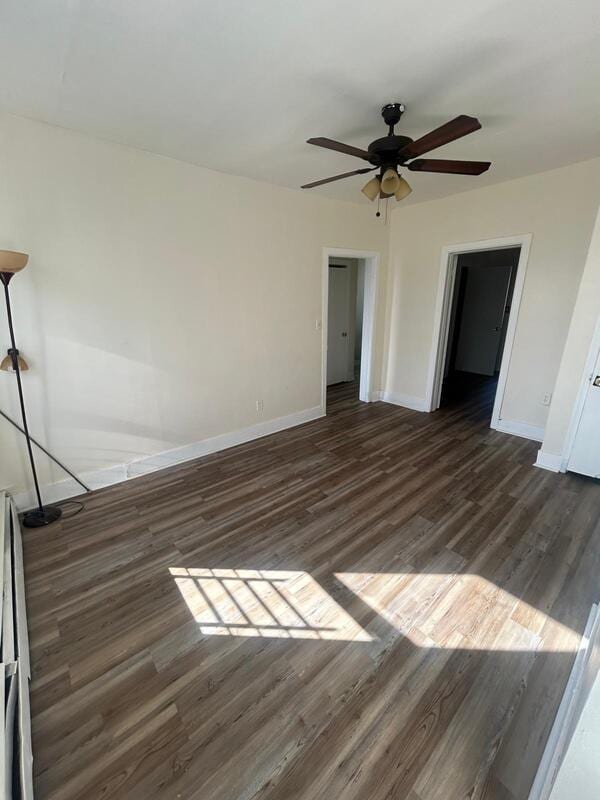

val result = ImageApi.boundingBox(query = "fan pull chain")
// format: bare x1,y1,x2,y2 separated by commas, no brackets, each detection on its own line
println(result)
376,193,381,218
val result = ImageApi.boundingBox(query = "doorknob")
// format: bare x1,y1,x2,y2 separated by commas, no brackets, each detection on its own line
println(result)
493,326,501,332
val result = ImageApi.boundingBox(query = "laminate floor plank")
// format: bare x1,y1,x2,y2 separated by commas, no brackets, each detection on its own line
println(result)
23,379,600,799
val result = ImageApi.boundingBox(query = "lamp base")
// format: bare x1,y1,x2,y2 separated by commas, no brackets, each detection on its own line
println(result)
22,505,62,528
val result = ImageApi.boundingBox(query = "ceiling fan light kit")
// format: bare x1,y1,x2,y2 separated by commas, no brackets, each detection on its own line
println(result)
394,175,412,201
302,102,491,216
380,168,401,195
361,175,381,201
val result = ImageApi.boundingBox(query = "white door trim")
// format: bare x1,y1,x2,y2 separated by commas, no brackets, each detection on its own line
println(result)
322,248,380,409
425,233,533,431
561,315,600,472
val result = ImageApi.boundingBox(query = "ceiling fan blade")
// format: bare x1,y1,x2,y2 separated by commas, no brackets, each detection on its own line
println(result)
301,168,376,189
407,159,491,175
399,115,482,159
307,137,372,161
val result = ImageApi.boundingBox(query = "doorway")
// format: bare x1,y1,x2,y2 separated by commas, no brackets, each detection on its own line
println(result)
427,235,532,429
327,258,364,387
441,247,520,410
322,248,379,412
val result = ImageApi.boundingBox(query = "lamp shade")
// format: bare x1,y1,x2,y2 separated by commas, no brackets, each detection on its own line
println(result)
361,176,381,201
0,250,28,273
381,168,400,195
394,176,412,201
1,351,29,372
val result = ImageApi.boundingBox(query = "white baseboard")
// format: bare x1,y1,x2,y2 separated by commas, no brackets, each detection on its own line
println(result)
12,463,127,511
535,450,563,473
12,404,325,511
380,391,429,412
495,418,545,442
358,390,379,403
528,604,600,800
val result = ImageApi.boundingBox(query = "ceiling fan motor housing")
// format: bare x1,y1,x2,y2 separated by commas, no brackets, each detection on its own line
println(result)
381,102,405,127
367,135,413,168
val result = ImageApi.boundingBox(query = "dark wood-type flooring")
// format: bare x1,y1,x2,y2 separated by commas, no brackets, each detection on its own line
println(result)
23,380,600,799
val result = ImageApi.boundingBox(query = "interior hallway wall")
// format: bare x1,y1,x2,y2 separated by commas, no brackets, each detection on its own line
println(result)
449,248,519,377
0,113,388,497
540,204,600,462
384,157,600,432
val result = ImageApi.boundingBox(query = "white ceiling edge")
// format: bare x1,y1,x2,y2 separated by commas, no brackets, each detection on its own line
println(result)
389,153,600,215
1,1,599,205
0,109,372,213
5,108,600,221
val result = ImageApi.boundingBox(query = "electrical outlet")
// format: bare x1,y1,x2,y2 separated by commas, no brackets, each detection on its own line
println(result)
542,392,552,406
256,399,264,412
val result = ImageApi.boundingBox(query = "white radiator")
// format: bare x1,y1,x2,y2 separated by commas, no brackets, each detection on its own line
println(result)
1,493,34,799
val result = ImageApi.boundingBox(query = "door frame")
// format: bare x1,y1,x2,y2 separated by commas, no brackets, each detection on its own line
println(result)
562,315,600,472
322,248,380,409
425,234,532,430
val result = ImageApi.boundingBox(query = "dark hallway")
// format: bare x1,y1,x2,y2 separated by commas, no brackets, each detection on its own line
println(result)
440,247,521,416
440,371,498,409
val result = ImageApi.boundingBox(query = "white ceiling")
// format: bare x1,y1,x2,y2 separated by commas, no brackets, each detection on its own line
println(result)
1,1,599,205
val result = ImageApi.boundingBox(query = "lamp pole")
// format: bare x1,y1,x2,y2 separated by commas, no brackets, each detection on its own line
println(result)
1,258,62,527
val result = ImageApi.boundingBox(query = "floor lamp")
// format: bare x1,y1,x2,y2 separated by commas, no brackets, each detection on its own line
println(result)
0,250,62,527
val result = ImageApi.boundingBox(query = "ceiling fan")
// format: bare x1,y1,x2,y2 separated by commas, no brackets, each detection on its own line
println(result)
301,103,491,211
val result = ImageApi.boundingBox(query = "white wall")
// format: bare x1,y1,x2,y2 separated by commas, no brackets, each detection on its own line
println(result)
540,204,600,460
384,158,600,431
0,113,387,497
2,111,598,500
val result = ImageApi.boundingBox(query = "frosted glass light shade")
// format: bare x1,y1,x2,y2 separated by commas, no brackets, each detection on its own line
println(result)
394,176,412,201
361,176,381,201
0,250,28,273
381,168,400,195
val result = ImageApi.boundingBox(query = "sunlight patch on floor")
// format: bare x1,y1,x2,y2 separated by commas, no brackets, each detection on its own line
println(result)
170,566,578,650
170,567,373,641
335,572,579,652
